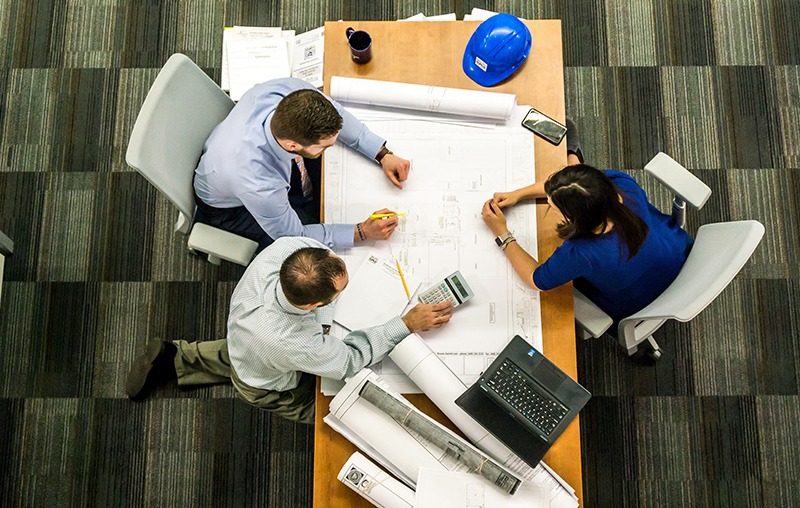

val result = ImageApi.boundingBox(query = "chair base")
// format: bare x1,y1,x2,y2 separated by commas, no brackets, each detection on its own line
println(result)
628,336,662,361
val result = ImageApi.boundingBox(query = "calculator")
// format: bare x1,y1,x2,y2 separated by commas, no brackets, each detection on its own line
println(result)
417,270,475,307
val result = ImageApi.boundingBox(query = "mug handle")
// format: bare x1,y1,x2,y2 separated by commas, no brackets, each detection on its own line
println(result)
346,27,354,39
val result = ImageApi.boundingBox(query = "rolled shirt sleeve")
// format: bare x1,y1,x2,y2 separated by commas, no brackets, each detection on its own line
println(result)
286,316,411,382
238,187,353,249
333,103,386,159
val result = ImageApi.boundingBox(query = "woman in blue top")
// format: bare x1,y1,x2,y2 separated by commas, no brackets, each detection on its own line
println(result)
481,162,693,328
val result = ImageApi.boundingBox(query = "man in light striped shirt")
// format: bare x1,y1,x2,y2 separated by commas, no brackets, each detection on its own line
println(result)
125,236,453,423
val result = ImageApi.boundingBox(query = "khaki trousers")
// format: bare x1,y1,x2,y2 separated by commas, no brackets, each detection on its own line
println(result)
173,339,316,424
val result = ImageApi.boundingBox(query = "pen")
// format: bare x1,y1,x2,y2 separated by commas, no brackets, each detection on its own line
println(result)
395,260,411,299
370,212,407,220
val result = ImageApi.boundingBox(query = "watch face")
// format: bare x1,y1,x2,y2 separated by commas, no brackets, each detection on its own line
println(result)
495,236,504,246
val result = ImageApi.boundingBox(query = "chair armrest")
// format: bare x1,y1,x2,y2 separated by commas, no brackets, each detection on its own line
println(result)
188,223,258,266
573,288,613,338
644,152,711,210
0,231,13,256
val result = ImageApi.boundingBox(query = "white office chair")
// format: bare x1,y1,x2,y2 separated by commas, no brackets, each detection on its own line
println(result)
126,53,258,266
574,152,765,360
0,230,12,305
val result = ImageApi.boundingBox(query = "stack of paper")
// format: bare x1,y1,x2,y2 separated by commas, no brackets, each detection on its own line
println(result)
399,13,457,21
291,26,325,87
333,251,419,332
463,7,506,21
221,25,324,100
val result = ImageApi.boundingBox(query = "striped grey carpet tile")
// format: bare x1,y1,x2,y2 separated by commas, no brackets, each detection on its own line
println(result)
566,65,795,172
2,397,314,507
0,0,797,69
577,320,697,398
1,68,119,174
0,169,248,283
582,395,792,507
727,168,798,279
0,280,241,399
0,0,798,507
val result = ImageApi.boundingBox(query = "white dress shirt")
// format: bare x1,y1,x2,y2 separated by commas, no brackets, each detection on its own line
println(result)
227,236,411,391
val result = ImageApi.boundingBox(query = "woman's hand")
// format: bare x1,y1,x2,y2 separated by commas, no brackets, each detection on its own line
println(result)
492,190,520,208
481,199,509,237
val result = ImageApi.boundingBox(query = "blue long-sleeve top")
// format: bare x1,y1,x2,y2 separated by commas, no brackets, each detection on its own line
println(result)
533,170,694,323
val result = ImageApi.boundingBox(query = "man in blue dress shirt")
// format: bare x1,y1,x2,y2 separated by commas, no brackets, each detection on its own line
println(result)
194,77,411,251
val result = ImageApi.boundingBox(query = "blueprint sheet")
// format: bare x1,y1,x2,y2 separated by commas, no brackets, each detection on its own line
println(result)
323,106,542,394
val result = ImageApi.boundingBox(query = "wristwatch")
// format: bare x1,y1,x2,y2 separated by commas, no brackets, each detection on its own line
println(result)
375,145,393,163
494,231,514,248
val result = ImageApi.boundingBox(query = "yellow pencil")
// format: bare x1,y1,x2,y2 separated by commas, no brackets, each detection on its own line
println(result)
370,212,407,220
395,260,411,299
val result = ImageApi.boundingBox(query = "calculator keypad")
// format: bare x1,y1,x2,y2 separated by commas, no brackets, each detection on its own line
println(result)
418,282,459,306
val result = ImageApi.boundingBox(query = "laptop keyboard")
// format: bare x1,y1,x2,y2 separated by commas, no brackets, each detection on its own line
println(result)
486,359,569,437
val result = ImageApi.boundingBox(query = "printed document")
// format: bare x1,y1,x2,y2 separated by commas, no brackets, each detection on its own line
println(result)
323,81,541,394
333,252,419,331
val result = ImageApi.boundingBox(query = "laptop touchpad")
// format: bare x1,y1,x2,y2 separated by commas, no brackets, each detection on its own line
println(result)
534,362,566,392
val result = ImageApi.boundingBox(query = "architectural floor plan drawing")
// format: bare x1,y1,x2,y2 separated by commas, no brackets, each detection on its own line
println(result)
324,105,543,394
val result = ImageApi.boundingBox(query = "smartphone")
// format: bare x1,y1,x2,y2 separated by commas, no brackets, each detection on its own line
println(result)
521,108,567,145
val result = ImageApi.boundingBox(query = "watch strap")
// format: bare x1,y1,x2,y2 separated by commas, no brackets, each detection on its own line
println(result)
375,145,392,163
494,231,513,247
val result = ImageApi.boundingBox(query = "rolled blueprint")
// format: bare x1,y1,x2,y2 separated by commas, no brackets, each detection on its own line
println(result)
389,333,579,503
337,452,414,508
328,370,520,494
330,76,517,120
359,380,521,495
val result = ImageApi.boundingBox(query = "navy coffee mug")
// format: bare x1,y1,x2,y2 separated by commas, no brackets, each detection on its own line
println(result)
346,27,372,64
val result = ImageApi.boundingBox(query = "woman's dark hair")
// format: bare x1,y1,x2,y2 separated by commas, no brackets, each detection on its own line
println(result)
271,89,343,146
280,248,347,306
544,164,649,259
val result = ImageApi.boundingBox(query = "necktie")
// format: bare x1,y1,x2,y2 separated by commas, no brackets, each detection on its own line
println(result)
295,156,312,198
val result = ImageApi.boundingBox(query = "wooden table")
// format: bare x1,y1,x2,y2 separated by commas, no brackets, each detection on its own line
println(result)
314,20,580,506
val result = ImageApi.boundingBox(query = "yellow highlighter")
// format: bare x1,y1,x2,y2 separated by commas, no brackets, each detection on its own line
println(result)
395,260,411,299
370,212,407,220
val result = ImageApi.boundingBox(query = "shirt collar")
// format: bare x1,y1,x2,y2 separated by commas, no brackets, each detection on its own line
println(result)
275,281,310,315
264,111,298,164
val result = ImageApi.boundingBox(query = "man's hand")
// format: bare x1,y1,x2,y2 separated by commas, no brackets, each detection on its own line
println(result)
401,301,454,332
359,208,399,241
381,153,410,190
481,199,509,237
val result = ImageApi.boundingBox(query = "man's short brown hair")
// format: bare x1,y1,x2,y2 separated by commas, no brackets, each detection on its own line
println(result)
271,89,343,146
280,247,347,306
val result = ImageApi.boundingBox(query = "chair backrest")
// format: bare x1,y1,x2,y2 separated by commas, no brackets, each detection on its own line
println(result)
620,220,764,333
125,53,234,221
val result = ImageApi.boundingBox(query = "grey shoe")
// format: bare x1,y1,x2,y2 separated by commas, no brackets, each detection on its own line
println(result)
565,117,584,163
125,340,177,400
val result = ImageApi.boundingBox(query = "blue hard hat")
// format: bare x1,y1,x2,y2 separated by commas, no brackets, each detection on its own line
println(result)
463,13,532,87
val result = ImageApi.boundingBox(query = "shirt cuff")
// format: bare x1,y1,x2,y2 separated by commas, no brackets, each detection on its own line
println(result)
332,224,356,248
384,316,412,347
